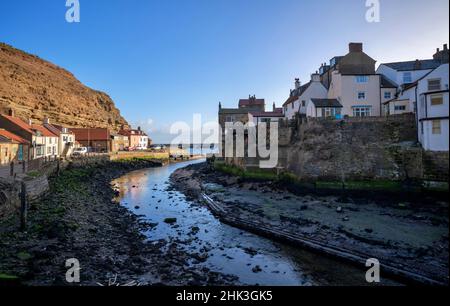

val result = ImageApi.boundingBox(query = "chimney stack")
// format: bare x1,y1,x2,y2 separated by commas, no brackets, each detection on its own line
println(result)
43,117,50,125
444,44,448,50
28,119,32,126
273,102,276,111
311,73,320,82
219,101,222,110
294,78,301,89
8,108,14,117
349,42,363,53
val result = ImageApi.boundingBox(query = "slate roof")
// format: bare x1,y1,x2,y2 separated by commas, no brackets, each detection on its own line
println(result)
250,111,284,118
310,99,343,108
282,82,311,107
380,75,398,88
381,59,442,71
219,108,251,115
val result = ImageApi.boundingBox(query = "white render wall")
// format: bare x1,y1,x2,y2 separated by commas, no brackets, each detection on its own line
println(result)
328,72,381,117
417,63,449,151
377,64,433,86
284,80,328,120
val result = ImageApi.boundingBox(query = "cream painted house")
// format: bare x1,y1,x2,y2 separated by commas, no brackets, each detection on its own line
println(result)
327,43,382,117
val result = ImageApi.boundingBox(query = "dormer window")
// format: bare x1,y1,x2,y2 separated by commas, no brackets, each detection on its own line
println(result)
428,78,441,91
403,72,412,84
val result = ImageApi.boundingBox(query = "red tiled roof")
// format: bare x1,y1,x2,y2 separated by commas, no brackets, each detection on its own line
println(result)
238,98,265,108
70,128,110,141
250,111,285,118
118,129,147,137
1,114,34,134
31,124,58,137
0,129,30,144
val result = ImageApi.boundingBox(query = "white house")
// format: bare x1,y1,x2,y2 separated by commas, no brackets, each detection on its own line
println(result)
417,63,449,151
283,73,328,120
43,118,75,157
249,103,284,125
378,44,449,117
305,98,343,118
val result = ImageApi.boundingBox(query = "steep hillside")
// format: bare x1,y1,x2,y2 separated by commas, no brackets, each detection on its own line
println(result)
0,42,129,130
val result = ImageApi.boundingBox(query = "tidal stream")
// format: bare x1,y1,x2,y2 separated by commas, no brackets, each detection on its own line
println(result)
112,159,383,286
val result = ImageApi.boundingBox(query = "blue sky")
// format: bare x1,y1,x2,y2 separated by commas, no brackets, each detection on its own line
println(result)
0,0,449,142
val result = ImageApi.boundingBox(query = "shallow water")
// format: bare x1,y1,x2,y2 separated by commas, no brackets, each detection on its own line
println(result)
112,159,391,286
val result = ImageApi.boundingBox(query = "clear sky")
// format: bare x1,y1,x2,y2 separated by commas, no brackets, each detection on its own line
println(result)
0,0,448,142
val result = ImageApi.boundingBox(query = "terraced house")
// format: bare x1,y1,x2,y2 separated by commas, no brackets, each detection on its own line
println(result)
0,128,30,164
0,110,58,160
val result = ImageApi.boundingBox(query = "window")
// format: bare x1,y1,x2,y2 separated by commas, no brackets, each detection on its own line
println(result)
428,79,441,91
356,76,369,83
225,116,235,122
63,136,68,142
352,107,371,117
358,92,366,100
322,108,339,117
394,105,406,111
431,94,444,106
47,147,52,154
432,120,441,134
384,92,392,99
403,72,412,84
291,103,294,109
302,100,306,107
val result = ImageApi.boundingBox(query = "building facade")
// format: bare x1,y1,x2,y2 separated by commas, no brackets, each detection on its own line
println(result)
417,63,449,151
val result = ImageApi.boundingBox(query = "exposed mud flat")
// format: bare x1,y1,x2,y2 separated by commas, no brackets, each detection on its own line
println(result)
170,162,449,285
0,160,237,286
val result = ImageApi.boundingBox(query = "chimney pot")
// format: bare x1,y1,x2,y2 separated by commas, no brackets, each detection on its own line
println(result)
349,42,363,53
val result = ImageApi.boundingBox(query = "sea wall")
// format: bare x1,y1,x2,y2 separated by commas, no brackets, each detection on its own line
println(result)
234,113,448,183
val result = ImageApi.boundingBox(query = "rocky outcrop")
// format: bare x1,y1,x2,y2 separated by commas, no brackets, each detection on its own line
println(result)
0,42,128,130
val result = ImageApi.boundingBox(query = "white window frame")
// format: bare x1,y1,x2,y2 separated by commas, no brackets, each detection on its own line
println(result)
356,76,369,83
357,91,366,100
428,78,441,91
403,72,412,84
384,92,392,99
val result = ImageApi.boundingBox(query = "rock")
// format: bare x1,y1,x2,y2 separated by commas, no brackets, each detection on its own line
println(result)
164,218,177,224
364,228,373,233
336,206,343,213
252,265,262,273
342,216,349,222
134,206,140,209
300,205,308,210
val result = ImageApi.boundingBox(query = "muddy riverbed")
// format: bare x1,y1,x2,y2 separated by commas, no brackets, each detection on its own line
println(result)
113,159,401,285
169,161,449,285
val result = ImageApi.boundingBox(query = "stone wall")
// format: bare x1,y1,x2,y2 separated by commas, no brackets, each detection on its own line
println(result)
282,114,422,181
0,179,20,219
228,113,446,182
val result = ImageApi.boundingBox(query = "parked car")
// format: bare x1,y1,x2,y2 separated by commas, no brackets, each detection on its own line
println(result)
150,145,162,150
72,147,88,157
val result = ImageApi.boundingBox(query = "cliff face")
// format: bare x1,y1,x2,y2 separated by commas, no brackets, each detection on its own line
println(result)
0,43,129,130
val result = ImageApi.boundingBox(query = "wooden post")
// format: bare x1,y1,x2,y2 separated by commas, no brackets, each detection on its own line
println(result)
20,181,28,231
10,161,14,176
56,159,60,176
22,161,26,173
